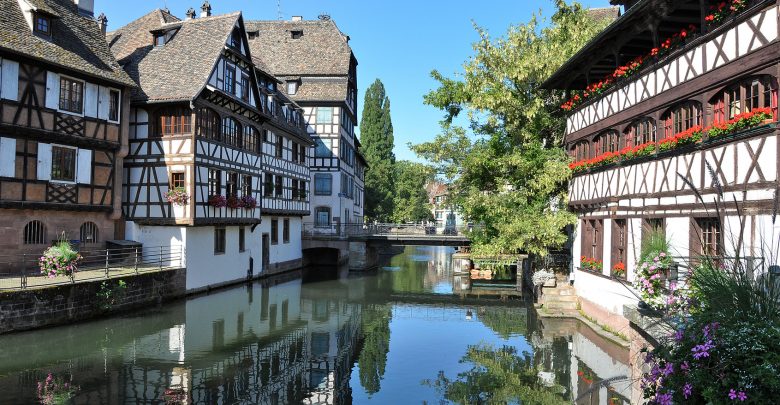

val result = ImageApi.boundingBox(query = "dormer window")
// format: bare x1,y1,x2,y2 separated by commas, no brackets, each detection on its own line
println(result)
287,81,298,95
34,13,51,36
154,34,166,47
152,29,178,47
291,30,303,39
248,31,260,40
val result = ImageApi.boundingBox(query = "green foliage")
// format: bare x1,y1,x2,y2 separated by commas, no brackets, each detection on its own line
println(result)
357,304,392,395
96,280,128,311
424,344,568,404
639,228,669,263
477,307,528,339
411,1,609,256
391,161,435,223
361,79,396,222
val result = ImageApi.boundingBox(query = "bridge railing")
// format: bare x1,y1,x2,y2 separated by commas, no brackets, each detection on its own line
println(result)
302,223,474,238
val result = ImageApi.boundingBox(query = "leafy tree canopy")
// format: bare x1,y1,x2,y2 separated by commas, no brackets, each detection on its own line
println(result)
392,161,435,223
411,1,609,256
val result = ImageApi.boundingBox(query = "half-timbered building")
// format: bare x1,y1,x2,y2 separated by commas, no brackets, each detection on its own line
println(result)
544,0,779,324
0,0,134,262
253,59,312,275
246,16,367,228
109,6,275,291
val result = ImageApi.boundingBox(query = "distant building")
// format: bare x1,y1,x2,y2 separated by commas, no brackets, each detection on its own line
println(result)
0,0,134,260
426,182,464,231
109,4,310,291
246,16,366,229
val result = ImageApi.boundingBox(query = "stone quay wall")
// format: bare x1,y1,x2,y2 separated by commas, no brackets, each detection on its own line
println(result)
0,268,186,334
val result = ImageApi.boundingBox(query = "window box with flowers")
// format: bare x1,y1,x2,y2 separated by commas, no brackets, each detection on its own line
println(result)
226,195,244,209
612,262,627,279
165,188,190,206
706,108,774,141
208,194,227,208
658,126,703,153
705,0,747,27
580,256,603,273
240,195,257,209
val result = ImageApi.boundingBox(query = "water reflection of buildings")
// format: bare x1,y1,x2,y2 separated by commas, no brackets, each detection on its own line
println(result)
529,316,631,405
0,270,366,404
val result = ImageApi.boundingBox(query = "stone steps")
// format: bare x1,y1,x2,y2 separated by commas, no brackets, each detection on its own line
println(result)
543,301,579,310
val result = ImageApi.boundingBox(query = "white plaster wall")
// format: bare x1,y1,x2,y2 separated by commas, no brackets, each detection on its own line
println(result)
572,332,632,396
666,217,690,257
572,221,582,273
258,216,303,266
185,226,259,291
124,222,186,267
602,218,613,276
626,218,642,282
575,271,638,316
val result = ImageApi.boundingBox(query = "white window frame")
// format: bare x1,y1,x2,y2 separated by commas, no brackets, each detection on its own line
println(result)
105,88,121,124
57,74,85,118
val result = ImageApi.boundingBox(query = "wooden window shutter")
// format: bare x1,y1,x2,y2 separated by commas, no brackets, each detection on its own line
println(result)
36,143,52,181
0,58,19,102
76,149,92,184
97,86,110,120
0,137,16,178
45,71,60,110
84,83,99,118
689,218,702,258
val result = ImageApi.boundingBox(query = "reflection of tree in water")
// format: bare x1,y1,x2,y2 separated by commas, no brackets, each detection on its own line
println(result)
424,344,568,405
476,307,528,339
356,304,392,395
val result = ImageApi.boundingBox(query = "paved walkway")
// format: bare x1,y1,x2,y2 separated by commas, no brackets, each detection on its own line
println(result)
0,264,181,291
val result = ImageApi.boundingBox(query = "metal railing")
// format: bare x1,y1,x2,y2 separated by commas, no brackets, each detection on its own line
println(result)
0,245,185,291
302,223,474,238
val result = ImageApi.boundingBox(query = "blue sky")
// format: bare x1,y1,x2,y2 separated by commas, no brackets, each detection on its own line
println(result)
102,0,612,161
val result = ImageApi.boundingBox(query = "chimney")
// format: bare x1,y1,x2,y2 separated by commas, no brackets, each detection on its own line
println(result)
200,1,211,18
291,16,302,22
73,0,94,16
185,7,197,20
96,13,107,35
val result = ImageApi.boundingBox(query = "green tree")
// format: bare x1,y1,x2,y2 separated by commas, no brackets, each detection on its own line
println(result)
411,1,609,256
391,161,435,223
361,79,396,222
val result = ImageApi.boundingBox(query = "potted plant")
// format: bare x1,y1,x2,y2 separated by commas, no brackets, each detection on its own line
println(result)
580,256,603,273
240,195,257,209
165,188,189,206
39,239,82,278
208,194,227,208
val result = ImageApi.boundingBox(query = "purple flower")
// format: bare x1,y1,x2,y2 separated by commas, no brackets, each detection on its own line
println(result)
681,361,690,371
683,383,693,399
660,252,667,257
729,389,737,400
657,393,673,405
738,391,747,401
661,362,674,376
692,340,715,359
673,328,684,342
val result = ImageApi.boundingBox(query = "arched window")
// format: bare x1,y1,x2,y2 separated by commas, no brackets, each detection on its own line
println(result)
244,126,260,153
593,130,620,155
625,118,656,147
80,222,99,244
156,107,192,136
222,118,241,147
711,76,778,123
23,221,46,245
571,140,590,161
196,108,221,141
661,102,702,139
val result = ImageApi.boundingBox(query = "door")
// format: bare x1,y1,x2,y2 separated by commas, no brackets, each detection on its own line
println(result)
262,234,270,268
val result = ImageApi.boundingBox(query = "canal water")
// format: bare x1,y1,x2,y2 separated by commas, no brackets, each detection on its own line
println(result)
0,246,631,404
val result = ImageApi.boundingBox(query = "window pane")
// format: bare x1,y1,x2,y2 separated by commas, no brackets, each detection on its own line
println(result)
316,107,333,124
314,138,331,157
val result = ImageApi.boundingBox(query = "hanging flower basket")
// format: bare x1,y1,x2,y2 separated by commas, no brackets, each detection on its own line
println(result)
165,188,190,206
634,251,672,310
39,241,82,278
208,194,227,208
240,195,257,209
226,195,244,209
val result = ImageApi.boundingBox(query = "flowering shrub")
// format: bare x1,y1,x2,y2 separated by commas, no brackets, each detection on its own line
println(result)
208,194,227,208
37,373,79,405
612,262,626,278
634,250,672,310
39,241,82,278
705,0,747,25
708,108,774,139
580,256,603,273
240,195,257,209
569,142,656,173
165,188,190,206
561,26,697,112
226,195,243,209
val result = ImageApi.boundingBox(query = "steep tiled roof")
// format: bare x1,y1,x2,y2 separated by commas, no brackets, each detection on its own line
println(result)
245,19,353,77
110,11,241,102
107,9,180,62
587,6,621,23
0,0,133,86
281,77,348,102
